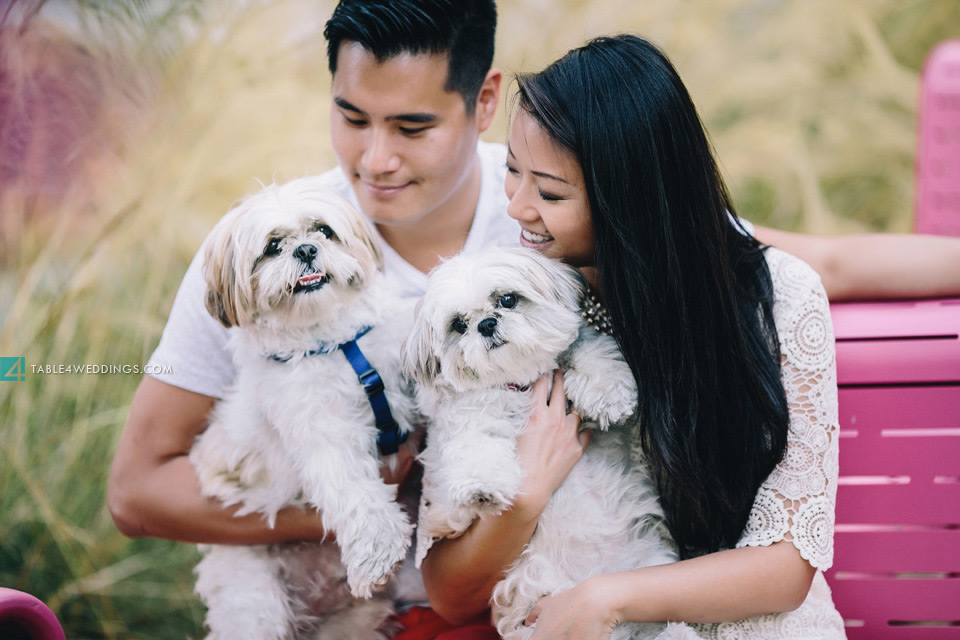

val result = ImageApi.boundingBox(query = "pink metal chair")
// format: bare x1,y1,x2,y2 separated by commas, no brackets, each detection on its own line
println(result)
825,298,960,638
0,588,66,640
915,39,960,237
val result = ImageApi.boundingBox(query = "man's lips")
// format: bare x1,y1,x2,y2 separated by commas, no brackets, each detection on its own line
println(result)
520,228,554,247
361,180,414,197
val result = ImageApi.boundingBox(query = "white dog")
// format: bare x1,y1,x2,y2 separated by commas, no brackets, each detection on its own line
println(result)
402,247,697,640
189,177,417,640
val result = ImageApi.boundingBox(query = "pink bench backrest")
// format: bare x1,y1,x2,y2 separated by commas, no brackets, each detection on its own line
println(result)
825,298,960,638
915,40,960,237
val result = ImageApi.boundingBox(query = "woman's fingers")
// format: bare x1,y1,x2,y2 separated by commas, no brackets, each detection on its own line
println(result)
577,425,593,448
549,368,566,407
525,601,543,626
532,371,551,403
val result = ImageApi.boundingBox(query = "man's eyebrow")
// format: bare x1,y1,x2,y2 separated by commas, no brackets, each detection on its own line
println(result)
333,96,365,114
333,97,436,124
387,112,437,124
506,145,570,184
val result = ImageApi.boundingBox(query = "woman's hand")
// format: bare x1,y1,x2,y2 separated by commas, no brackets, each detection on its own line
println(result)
513,369,593,519
525,577,619,640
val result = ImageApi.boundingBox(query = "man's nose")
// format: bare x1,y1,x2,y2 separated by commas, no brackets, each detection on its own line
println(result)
361,129,401,174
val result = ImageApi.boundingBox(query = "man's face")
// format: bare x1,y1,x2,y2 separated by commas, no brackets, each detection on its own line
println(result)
330,42,484,228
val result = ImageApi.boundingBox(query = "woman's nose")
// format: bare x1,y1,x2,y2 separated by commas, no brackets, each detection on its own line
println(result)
507,188,537,222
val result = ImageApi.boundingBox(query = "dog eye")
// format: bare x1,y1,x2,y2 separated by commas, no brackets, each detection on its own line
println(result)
264,238,282,256
314,224,334,239
451,317,467,334
497,293,518,309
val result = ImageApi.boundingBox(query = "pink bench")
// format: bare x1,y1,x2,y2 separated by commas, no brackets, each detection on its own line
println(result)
823,37,960,639
826,298,960,638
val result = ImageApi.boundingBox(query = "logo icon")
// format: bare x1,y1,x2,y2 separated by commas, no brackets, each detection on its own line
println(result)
1,357,26,382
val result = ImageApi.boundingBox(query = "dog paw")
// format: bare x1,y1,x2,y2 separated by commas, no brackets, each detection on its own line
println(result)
452,482,512,512
342,512,412,599
470,490,502,508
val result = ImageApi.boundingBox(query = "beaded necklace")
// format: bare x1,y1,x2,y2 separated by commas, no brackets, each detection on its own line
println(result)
580,286,615,336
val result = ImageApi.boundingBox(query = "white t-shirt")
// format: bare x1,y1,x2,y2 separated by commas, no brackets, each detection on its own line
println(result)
147,140,516,397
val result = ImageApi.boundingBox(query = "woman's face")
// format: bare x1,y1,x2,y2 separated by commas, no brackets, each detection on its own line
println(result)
504,109,595,267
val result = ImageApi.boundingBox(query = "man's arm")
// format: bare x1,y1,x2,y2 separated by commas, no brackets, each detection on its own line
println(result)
107,376,329,543
753,226,960,301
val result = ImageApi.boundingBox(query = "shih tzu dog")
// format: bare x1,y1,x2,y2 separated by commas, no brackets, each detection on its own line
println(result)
402,247,697,640
189,176,418,640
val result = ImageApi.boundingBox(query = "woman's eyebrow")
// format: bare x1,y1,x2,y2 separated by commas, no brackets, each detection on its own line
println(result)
506,146,570,184
531,170,570,185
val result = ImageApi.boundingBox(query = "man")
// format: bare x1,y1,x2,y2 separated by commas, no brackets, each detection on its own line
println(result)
108,0,505,547
108,0,960,580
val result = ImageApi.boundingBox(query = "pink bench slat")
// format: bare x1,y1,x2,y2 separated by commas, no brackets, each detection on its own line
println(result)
831,529,960,573
832,299,960,341
846,625,960,640
828,578,960,621
837,432,959,478
835,340,960,385
838,386,960,430
834,483,960,524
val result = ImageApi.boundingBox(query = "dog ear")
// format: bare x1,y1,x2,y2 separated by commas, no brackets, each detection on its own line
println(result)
335,197,384,287
552,260,588,311
203,212,243,328
400,299,441,387
510,247,587,312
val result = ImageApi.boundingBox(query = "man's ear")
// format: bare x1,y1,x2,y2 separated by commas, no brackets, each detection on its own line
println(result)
474,68,502,134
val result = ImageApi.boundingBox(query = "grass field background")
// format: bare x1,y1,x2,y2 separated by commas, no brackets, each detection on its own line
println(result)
1,0,958,637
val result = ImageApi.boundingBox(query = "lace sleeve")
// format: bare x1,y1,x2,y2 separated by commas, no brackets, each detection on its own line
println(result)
735,249,840,570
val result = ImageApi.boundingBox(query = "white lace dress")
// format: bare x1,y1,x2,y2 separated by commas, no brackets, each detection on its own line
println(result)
688,248,846,639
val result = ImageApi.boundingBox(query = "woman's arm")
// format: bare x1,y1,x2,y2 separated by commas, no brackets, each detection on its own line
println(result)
525,540,815,639
421,370,591,623
753,226,960,301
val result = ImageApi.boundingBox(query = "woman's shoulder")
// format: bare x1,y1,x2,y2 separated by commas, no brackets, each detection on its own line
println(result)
763,246,828,308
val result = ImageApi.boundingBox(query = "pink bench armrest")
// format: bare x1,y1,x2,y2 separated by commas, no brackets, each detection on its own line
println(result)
0,588,66,640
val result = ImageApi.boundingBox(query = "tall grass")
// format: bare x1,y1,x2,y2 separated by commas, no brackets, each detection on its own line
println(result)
1,0,957,637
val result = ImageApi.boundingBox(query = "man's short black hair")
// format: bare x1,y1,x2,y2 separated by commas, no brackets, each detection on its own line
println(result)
324,0,497,112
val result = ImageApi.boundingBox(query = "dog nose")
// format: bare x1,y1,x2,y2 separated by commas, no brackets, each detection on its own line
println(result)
478,317,498,337
294,244,318,263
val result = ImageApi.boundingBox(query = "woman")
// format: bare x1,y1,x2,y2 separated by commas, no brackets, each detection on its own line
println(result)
419,34,845,638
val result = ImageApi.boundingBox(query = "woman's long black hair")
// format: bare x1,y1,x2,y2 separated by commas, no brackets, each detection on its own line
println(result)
515,34,790,558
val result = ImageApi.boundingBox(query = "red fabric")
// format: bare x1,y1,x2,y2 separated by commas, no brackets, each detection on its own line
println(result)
393,606,500,640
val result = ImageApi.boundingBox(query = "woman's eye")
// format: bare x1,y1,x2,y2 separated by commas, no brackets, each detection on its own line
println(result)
497,293,518,309
504,163,519,175
314,224,334,239
538,190,562,202
451,317,468,334
264,239,282,256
